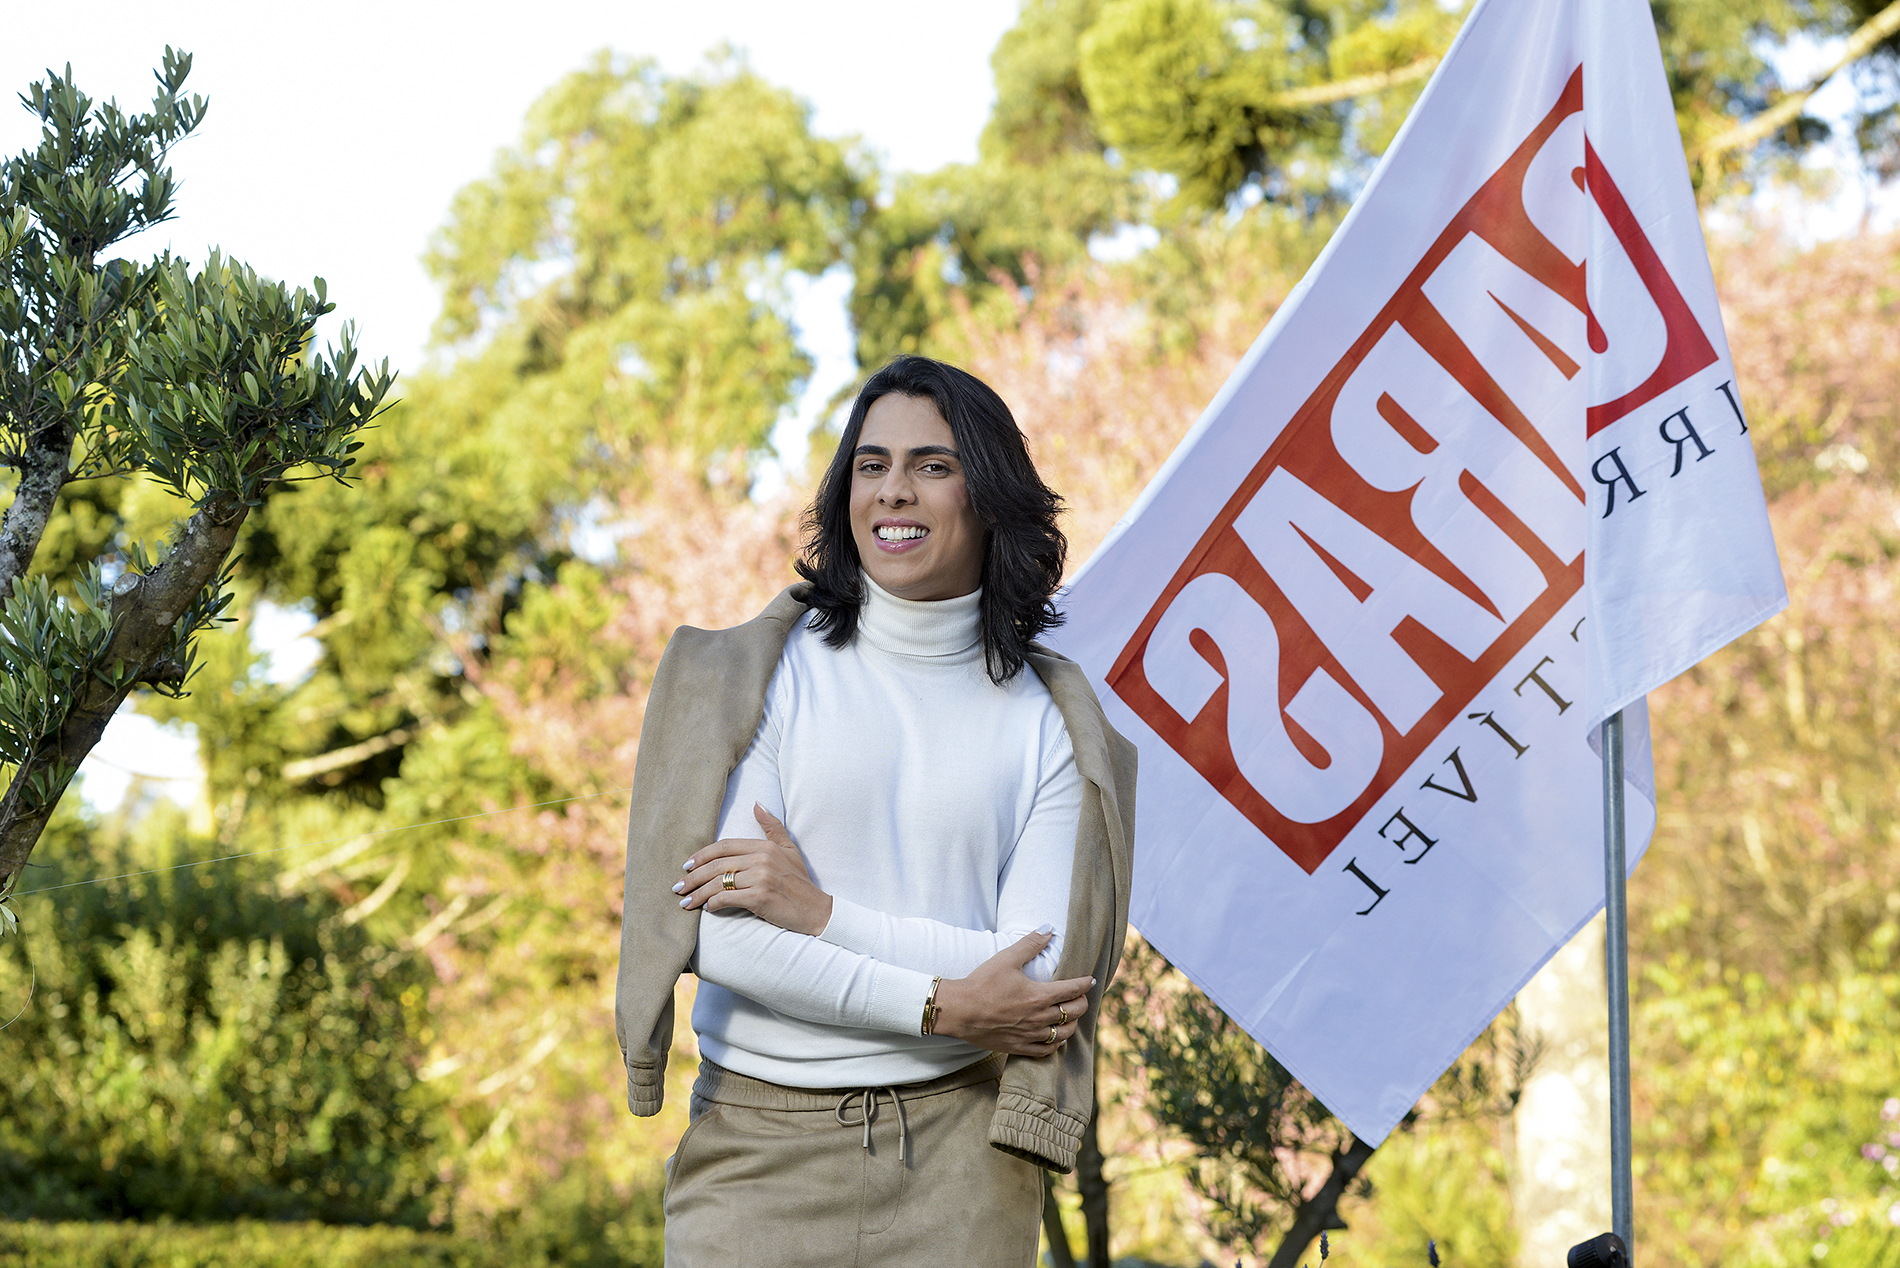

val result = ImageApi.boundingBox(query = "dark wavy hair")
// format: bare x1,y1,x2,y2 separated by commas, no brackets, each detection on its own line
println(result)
796,355,1067,685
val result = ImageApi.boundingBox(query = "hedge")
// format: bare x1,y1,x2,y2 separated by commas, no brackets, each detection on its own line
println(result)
0,1219,662,1268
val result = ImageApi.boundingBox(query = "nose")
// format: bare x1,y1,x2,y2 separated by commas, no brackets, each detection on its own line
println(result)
878,470,914,507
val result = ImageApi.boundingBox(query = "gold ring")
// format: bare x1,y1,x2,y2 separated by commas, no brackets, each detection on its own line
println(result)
722,871,738,891
1058,1005,1069,1025
1048,1024,1058,1045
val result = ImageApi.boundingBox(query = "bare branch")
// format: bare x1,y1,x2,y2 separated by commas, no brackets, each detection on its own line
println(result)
1700,0,1900,158
280,726,416,784
1264,56,1441,110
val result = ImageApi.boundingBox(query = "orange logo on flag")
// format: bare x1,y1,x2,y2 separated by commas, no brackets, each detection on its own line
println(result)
1107,67,1716,874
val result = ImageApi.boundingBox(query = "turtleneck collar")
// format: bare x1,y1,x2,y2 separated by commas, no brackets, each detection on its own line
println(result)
856,573,982,659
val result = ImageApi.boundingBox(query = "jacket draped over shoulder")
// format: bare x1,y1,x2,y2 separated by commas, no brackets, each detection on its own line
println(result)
613,584,1136,1173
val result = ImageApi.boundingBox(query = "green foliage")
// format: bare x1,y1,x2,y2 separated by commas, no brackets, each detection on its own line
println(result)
1107,939,1355,1257
1107,935,1535,1262
115,254,384,508
0,1213,661,1268
1078,0,1457,212
473,1170,665,1268
849,0,1131,368
1636,961,1900,1266
425,50,867,465
0,51,201,486
0,552,228,814
1082,0,1333,210
1655,0,1857,170
984,0,1114,165
0,52,393,888
1343,1118,1517,1267
849,156,1128,367
0,809,445,1225
0,569,121,812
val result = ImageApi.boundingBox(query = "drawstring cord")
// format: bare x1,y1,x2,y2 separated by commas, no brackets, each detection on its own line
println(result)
835,1085,910,1162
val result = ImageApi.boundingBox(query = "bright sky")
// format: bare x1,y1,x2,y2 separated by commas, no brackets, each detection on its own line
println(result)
3,0,1019,372
5,0,1021,811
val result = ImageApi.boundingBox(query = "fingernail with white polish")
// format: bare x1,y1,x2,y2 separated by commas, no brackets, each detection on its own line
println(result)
682,859,695,870
671,882,684,894
679,897,691,908
1035,923,1054,936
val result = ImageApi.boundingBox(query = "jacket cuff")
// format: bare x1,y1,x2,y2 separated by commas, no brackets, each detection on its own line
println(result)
989,1089,1089,1173
625,1059,665,1117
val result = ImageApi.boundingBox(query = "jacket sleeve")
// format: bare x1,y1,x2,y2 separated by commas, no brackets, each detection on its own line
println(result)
613,629,722,1115
989,653,1138,1172
613,589,807,1116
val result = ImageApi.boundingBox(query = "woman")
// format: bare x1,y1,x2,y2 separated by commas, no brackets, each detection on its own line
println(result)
614,355,1136,1266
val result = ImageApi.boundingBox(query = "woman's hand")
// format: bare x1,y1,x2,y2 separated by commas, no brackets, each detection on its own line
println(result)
674,804,833,936
932,931,1094,1057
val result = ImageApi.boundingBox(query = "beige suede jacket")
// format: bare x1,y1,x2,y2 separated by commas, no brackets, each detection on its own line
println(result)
613,583,1135,1174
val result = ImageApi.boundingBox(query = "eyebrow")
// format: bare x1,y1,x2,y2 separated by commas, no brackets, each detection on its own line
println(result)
853,444,961,461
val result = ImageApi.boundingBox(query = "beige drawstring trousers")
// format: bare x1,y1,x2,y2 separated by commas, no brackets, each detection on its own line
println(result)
663,1055,1042,1266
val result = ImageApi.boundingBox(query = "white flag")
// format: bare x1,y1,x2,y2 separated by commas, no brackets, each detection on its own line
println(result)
1049,0,1787,1144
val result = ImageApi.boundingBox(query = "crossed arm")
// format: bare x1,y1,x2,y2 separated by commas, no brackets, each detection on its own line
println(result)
680,804,1094,1055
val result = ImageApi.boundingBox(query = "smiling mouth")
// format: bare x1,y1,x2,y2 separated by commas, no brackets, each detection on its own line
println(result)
876,526,927,541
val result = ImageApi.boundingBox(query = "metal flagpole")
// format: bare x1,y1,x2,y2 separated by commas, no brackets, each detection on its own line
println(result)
1601,709,1635,1253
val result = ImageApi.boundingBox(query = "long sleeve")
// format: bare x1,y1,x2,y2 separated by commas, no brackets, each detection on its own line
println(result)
817,728,1080,982
694,908,937,1033
694,673,936,1036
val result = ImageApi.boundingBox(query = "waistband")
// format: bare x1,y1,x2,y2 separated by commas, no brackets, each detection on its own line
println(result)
692,1052,1005,1113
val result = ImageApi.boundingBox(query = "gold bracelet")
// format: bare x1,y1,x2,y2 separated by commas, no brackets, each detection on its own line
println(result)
921,975,943,1036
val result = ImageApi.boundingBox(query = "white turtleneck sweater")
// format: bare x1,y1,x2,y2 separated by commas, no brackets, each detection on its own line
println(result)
690,577,1082,1088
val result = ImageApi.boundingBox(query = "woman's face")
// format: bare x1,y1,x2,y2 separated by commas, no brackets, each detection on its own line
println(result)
848,393,987,602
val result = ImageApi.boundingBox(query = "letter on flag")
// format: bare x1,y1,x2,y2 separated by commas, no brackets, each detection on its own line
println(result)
1048,0,1787,1143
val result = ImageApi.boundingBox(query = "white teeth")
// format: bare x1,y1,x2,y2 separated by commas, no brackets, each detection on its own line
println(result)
877,526,926,541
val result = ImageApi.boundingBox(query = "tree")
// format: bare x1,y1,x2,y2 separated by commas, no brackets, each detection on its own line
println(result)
187,51,869,830
0,51,393,902
850,0,1131,368
424,49,868,467
132,51,866,1228
1076,0,1459,214
1104,937,1536,1268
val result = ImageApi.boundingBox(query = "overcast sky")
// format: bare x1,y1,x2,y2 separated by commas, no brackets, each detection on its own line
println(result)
5,0,1020,809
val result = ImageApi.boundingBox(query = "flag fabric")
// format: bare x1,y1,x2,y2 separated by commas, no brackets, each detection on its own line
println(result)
1048,0,1787,1144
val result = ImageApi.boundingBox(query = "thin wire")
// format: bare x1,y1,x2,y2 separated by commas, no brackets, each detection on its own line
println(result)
80,754,195,781
0,952,33,1031
10,788,629,898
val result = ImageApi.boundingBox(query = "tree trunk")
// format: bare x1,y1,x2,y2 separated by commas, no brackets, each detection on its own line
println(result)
0,414,75,601
1043,1171,1079,1268
0,488,251,893
1510,913,1613,1268
1265,1136,1375,1268
1077,1098,1111,1268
